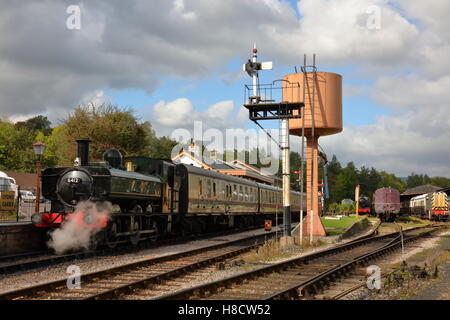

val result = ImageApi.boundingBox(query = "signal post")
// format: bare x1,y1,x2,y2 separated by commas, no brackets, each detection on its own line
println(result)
243,45,303,243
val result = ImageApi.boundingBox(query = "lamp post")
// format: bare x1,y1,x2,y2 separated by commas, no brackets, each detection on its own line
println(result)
33,141,46,213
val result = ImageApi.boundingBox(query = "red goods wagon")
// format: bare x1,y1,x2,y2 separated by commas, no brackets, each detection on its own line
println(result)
373,187,400,222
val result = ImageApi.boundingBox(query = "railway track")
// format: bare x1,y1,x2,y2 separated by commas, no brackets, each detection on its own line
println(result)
0,250,51,265
2,219,431,300
0,224,272,275
0,220,394,300
153,225,439,300
0,230,282,300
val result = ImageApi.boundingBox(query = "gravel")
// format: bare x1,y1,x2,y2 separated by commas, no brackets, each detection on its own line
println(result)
0,226,286,294
0,220,378,297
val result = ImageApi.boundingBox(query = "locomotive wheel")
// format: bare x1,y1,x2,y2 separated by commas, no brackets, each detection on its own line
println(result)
106,222,119,249
88,237,98,251
130,221,141,245
148,220,159,242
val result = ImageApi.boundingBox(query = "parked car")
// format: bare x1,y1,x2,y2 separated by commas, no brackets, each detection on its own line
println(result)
20,190,36,203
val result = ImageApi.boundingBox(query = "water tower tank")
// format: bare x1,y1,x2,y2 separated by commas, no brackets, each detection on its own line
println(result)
283,72,342,137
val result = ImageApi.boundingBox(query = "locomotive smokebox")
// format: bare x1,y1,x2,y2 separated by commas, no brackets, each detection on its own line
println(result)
76,138,91,166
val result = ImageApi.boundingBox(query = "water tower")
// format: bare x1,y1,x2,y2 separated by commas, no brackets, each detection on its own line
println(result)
283,55,343,236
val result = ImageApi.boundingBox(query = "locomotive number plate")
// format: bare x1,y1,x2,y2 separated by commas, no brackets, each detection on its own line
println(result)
66,177,82,184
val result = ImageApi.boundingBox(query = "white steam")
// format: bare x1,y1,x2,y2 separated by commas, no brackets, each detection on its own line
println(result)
47,201,111,254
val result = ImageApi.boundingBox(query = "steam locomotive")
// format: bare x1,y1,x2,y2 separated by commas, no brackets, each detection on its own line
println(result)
357,195,371,215
32,139,304,247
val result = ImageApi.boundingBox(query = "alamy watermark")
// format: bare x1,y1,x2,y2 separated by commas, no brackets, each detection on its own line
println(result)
66,5,81,30
170,121,282,175
67,265,81,289
366,265,381,290
366,5,381,30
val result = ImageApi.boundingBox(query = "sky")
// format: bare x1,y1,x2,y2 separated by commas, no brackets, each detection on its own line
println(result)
0,0,449,177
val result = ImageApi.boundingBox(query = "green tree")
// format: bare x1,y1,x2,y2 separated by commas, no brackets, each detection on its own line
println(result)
149,136,177,159
15,115,52,136
62,103,155,160
406,173,431,188
429,176,450,188
378,171,406,192
0,121,36,172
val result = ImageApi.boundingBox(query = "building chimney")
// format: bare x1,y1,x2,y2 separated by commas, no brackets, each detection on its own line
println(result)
188,143,200,157
210,150,217,161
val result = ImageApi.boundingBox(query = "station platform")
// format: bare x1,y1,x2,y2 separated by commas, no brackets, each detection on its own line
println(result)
0,221,33,227
0,221,47,255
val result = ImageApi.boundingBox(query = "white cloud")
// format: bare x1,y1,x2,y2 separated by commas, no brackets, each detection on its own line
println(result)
153,98,197,127
0,0,427,118
152,98,248,136
372,74,450,109
0,0,449,178
320,106,450,177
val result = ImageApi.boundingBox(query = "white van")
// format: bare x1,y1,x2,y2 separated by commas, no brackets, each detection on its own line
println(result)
0,171,18,197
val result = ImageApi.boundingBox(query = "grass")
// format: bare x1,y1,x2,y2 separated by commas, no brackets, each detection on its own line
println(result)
241,237,326,264
320,215,362,229
396,215,430,228
0,213,18,221
320,215,364,235
370,233,450,300
377,216,430,234
326,229,345,236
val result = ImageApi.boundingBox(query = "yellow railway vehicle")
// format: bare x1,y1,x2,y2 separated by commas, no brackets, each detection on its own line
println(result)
410,191,449,221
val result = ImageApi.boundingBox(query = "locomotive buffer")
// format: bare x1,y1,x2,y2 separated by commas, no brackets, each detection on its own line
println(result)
243,45,304,237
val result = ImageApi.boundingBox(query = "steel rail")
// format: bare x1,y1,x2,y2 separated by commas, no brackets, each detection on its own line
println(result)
0,250,52,264
156,225,437,300
264,228,436,299
0,229,280,300
0,223,268,275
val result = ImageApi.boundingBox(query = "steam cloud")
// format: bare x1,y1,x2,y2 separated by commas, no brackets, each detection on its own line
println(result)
47,201,111,254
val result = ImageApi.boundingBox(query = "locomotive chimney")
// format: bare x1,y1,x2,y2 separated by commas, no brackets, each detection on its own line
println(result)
76,138,91,166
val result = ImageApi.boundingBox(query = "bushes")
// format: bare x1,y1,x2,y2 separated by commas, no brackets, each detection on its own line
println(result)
327,202,355,215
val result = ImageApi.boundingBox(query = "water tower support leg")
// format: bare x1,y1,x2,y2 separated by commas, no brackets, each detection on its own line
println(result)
302,136,327,236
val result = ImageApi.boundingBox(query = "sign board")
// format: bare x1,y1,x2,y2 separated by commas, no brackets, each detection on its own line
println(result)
0,191,16,213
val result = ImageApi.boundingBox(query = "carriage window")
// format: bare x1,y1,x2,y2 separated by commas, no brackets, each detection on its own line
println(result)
213,182,216,197
233,185,237,200
199,179,202,195
244,187,248,201
239,186,243,201
207,179,212,198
